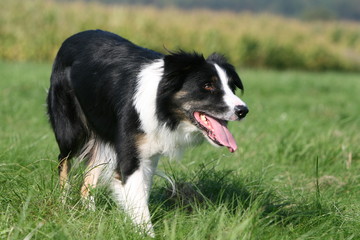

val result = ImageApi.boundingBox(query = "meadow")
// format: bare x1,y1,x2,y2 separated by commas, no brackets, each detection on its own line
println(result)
1,0,360,71
0,61,359,239
1,0,360,238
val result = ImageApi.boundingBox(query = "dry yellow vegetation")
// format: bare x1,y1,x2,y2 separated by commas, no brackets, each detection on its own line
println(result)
1,0,359,70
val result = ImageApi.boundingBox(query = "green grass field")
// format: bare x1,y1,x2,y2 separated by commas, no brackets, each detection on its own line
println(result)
1,61,360,239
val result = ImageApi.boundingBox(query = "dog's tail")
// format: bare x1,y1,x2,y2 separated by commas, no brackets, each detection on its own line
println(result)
47,52,88,164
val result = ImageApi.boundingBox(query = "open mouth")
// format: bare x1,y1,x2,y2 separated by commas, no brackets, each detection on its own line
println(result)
193,112,237,153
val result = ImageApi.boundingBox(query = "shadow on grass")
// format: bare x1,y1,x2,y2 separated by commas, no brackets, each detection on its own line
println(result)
148,162,330,227
66,160,338,231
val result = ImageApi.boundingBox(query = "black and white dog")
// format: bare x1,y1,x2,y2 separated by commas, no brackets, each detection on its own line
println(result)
47,30,248,236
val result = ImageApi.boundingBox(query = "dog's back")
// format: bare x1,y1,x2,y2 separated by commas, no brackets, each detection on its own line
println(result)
47,29,162,168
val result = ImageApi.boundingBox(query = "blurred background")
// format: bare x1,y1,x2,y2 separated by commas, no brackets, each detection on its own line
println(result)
1,0,359,71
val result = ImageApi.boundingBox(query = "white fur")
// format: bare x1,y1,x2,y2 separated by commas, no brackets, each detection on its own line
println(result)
137,121,200,160
77,138,117,210
214,64,247,120
134,59,164,135
79,137,158,236
134,60,200,160
79,137,117,184
110,157,158,237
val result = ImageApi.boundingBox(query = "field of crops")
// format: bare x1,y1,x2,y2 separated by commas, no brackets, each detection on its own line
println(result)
1,61,359,239
1,0,360,71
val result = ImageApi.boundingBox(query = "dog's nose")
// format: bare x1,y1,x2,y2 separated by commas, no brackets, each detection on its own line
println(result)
234,105,249,119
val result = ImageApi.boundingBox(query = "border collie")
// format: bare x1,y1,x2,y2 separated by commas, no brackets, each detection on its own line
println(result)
47,30,248,236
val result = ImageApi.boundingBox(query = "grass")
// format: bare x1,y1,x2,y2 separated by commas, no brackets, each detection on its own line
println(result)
1,0,360,71
1,61,360,239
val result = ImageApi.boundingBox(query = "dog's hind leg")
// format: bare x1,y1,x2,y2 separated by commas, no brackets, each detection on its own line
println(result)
80,166,102,211
59,156,71,190
58,155,72,204
80,159,104,210
80,139,117,210
47,61,88,190
79,139,108,210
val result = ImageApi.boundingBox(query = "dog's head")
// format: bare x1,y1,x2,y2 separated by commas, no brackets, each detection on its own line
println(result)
157,51,248,152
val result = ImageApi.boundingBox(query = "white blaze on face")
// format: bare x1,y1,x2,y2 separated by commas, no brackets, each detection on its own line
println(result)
213,64,246,120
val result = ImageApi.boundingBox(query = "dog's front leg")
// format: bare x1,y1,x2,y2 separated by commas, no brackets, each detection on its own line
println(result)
110,157,159,237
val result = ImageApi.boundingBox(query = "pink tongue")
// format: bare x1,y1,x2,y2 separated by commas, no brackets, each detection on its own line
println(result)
205,115,238,152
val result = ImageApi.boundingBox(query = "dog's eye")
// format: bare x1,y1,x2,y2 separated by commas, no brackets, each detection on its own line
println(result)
203,82,215,91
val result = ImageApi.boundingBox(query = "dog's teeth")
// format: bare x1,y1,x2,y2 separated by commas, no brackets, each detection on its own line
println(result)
200,114,210,125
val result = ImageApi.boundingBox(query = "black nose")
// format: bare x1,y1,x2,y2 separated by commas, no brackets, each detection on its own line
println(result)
234,105,249,119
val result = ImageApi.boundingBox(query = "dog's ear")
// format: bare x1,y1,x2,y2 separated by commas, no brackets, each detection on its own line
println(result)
164,51,205,77
162,50,206,92
223,63,244,93
207,53,244,93
206,52,228,64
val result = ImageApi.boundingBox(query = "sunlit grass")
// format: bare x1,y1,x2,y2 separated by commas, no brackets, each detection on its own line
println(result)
0,62,359,239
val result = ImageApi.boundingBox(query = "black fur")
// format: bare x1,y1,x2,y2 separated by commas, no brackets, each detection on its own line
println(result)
47,30,244,183
47,30,163,181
